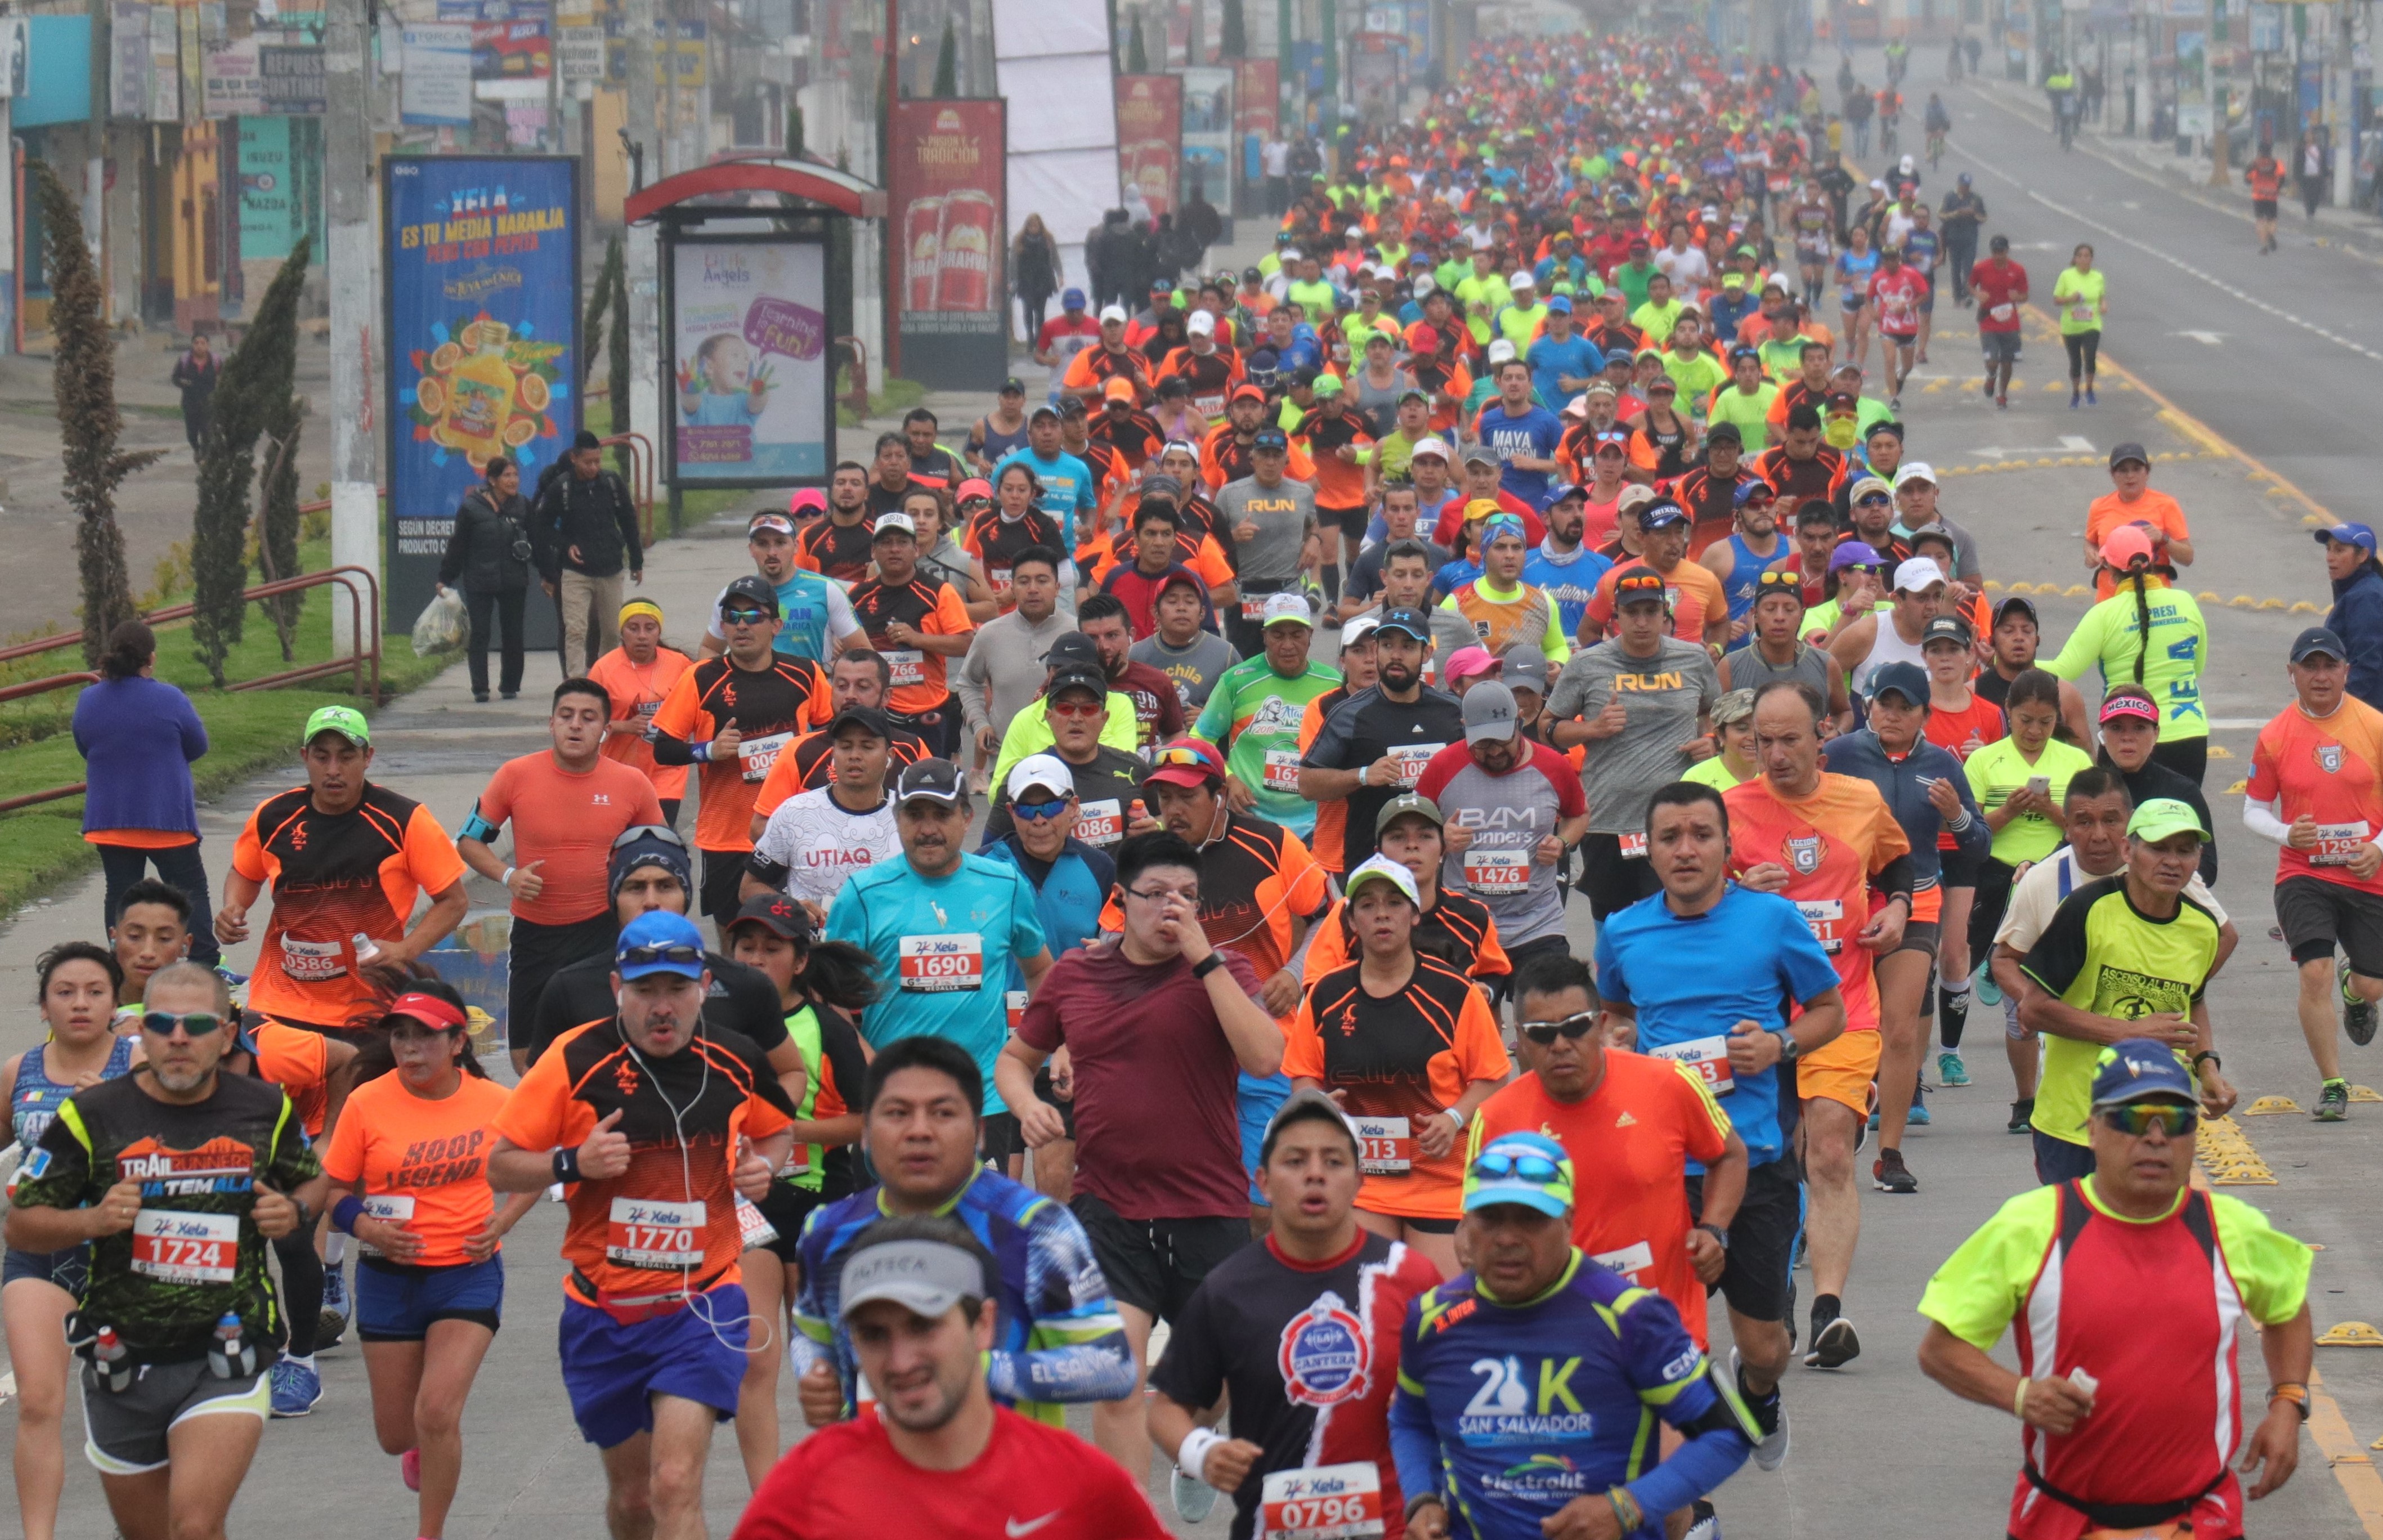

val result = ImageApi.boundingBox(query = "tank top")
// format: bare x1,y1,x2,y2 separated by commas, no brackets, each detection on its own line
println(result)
11,1035,137,1150
1731,641,1832,701
977,417,1030,465
1719,532,1780,620
1853,615,1929,698
1351,369,1408,438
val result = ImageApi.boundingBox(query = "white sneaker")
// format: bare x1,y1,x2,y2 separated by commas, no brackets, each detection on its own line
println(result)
1171,1467,1219,1524
1732,1348,1789,1471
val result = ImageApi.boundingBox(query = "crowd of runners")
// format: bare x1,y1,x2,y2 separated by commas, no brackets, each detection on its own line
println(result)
1,26,2364,1540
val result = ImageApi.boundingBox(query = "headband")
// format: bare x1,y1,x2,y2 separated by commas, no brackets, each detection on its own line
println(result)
619,599,665,626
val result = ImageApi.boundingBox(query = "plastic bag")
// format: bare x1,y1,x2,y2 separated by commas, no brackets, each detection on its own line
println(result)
412,587,469,656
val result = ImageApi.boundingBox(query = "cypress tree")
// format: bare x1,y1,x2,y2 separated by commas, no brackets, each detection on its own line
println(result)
1127,12,1148,71
256,392,306,659
582,235,619,390
1221,0,1245,57
607,255,633,482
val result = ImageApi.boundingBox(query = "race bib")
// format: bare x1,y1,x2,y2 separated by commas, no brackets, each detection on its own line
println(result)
882,648,927,689
1005,989,1029,1033
2067,302,2095,323
1263,749,1305,793
356,1194,416,1259
1618,830,1649,859
1194,392,1227,419
1796,898,1847,954
131,1210,239,1284
989,565,1013,595
1241,595,1272,621
1388,742,1446,788
1260,1463,1385,1540
1352,1116,1414,1175
738,731,793,783
1989,302,2015,321
1074,798,1125,847
735,1195,778,1252
279,935,346,982
1462,848,1532,894
634,699,662,719
1589,1239,1655,1284
898,934,986,992
606,1197,706,1269
1649,1033,1736,1095
2312,822,2371,867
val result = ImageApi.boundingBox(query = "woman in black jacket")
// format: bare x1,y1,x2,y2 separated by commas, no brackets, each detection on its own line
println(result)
437,455,534,701
1012,213,1061,344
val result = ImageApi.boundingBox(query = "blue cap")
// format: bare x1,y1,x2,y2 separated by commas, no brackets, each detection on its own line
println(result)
1061,287,1086,309
615,911,706,981
2315,522,2377,554
1463,1131,1575,1219
1546,294,1573,314
2088,1038,2198,1111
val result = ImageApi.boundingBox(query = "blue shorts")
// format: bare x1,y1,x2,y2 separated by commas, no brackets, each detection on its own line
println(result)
1237,1071,1291,1205
3,1244,88,1295
2032,1130,2097,1187
558,1283,749,1448
356,1255,505,1342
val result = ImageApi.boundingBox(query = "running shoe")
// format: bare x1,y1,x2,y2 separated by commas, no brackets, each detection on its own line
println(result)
212,964,250,987
1873,1148,1918,1193
2317,1080,2350,1122
270,1356,322,1417
1805,1304,1861,1369
1995,393,2008,410
2008,1098,2034,1135
1938,1050,1970,1087
2085,387,2098,404
2068,392,2080,410
1171,1467,1220,1525
1732,1348,1789,1471
401,1448,422,1492
1907,1088,1931,1127
319,1264,349,1348
1889,394,1902,413
1684,1500,1722,1539
1975,965,2001,1006
2342,959,2377,1046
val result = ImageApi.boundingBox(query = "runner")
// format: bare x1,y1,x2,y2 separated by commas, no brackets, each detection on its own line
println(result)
1130,570,1242,716
1917,617,2005,1085
590,599,696,826
749,652,933,809
2246,145,2286,253
1829,556,1939,702
962,465,1072,607
846,511,979,759
2051,243,2105,408
1966,667,2097,1012
1969,233,2028,411
320,981,536,1539
1684,688,1762,789
6,960,326,1540
1298,620,1381,886
2094,686,2216,881
1195,592,1343,838
1977,594,2096,746
744,704,902,914
107,879,195,1020
1281,847,1507,1278
1216,427,1322,657
1866,241,1928,411
701,511,864,665
956,548,1078,767
2082,442,2195,599
1298,607,1468,872
486,910,797,1540
1434,514,1571,665
795,464,881,585
1076,593,1191,753
1521,482,1613,642
1413,682,1587,979
1696,481,1786,650
1719,568,1852,728
977,668,1156,854
2046,525,2210,784
1578,502,1730,650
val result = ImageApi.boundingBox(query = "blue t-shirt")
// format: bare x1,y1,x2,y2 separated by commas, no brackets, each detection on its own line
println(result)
979,835,1114,1001
1591,884,1840,1169
767,568,843,661
1835,248,1880,308
1522,543,1613,641
1429,556,1484,605
1475,404,1566,509
823,852,1050,1114
1525,334,1605,413
990,447,1097,548
1902,227,1942,281
1706,286,1759,341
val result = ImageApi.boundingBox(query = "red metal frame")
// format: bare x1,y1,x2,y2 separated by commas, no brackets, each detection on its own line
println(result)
601,432,658,543
0,671,97,813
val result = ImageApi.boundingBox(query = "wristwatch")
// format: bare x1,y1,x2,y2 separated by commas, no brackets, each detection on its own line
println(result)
1771,1029,1802,1064
1190,953,1227,979
1695,1222,1731,1250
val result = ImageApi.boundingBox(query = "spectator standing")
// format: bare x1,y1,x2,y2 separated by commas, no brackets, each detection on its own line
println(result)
71,620,221,966
532,429,645,677
2318,522,2383,711
437,455,536,703
1012,214,1063,344
169,331,218,458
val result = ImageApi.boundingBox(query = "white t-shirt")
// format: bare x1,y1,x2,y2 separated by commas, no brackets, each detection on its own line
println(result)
1994,845,2229,956
752,787,901,912
1653,245,1711,286
1262,140,1290,177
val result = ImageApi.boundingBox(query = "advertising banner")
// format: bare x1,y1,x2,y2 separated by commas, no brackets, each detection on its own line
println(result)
1233,56,1278,186
383,156,580,635
111,2,149,118
1177,65,1232,214
259,43,326,113
889,99,1007,390
402,23,474,122
666,239,831,485
1114,73,1183,219
471,17,549,96
204,38,263,115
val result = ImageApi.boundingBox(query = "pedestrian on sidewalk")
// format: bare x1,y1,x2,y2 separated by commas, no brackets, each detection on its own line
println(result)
439,455,536,702
71,619,222,966
169,331,218,458
2297,128,2328,221
532,429,644,678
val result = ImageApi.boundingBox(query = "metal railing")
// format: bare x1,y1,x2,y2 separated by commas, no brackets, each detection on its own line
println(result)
601,432,659,543
0,671,97,813
0,567,383,696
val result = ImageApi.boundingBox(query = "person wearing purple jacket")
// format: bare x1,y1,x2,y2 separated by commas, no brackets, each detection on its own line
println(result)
70,619,220,965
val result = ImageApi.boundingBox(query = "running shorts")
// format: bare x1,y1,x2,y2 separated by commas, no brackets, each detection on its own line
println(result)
1893,919,1942,957
1069,1192,1248,1324
979,1112,1024,1167
2252,198,2279,220
82,1356,271,1475
1980,331,2022,364
752,1178,831,1265
1938,843,1983,889
699,849,748,923
1238,1071,1292,1203
1032,1064,1079,1141
1686,1154,1798,1323
2275,874,2383,977
1576,832,1664,920
356,1255,504,1342
558,1283,748,1448
3,1243,89,1294
1322,503,1369,543
1795,1029,1883,1117
2032,1129,2097,1187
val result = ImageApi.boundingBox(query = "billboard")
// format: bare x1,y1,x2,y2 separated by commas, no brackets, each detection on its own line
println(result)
1114,73,1183,219
383,156,580,636
889,99,1007,390
665,238,832,486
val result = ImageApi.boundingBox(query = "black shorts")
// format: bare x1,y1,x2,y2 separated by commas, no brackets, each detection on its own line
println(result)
508,912,618,1027
2253,198,2280,220
1967,857,2019,966
980,1112,1024,1166
700,849,747,922
2275,874,2383,977
1894,918,1942,957
1320,503,1369,544
1399,1214,1461,1235
1069,1191,1248,1324
1032,1066,1079,1140
1576,832,1663,921
752,1178,831,1264
1939,843,1983,889
1686,1154,1798,1324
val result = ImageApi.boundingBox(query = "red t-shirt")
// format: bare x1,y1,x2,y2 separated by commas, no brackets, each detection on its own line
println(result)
1869,266,1930,338
1969,259,2028,333
1430,492,1544,552
733,1406,1171,1540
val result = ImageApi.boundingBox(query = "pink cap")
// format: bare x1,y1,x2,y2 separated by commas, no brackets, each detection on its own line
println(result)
1445,645,1498,683
2099,523,2157,572
789,487,827,516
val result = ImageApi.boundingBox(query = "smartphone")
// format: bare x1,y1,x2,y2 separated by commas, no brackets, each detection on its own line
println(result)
2026,775,2050,796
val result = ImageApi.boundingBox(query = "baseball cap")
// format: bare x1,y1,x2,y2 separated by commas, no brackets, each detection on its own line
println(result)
1463,680,1521,742
1868,661,1929,707
615,910,706,981
2316,522,2378,554
1061,287,1087,308
837,1235,991,1323
1145,735,1228,790
1261,592,1315,629
1615,484,1660,518
1638,500,1688,531
1892,557,1947,594
1613,570,1668,608
1829,541,1885,572
1444,645,1498,684
727,892,813,943
872,511,918,541
1098,303,1129,324
953,477,993,505
1313,372,1346,397
1920,615,1973,650
1508,269,1537,289
747,511,797,538
303,704,370,747
2099,525,2156,571
1057,395,1088,418
1228,381,1269,406
1892,461,1938,489
825,704,892,741
1103,377,1137,402
608,826,691,896
2291,626,2348,664
1710,687,1757,726
2088,1039,2199,1112
1343,852,1423,907
2128,797,2210,844
721,574,781,614
1373,792,1444,836
1848,475,1893,504
1734,478,1776,508
1340,615,1381,651
1042,632,1101,671
1500,645,1550,695
998,376,1025,396
2108,441,2150,470
1253,428,1291,453
1185,309,1216,336
894,758,967,807
1405,320,1443,351
1461,445,1502,470
1409,436,1451,462
1463,1130,1575,1219
1006,753,1076,803
789,487,827,517
1044,666,1109,702
1260,1087,1361,1165
1547,295,1573,315
2099,687,2160,726
1029,404,1060,422
1376,606,1434,642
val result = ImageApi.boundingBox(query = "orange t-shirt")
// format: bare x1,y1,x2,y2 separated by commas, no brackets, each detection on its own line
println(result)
1922,693,2006,762
85,829,198,849
247,1019,332,1137
1583,557,1729,644
1282,956,1511,1221
1723,773,1911,1031
1469,1056,1733,1345
2085,489,2190,599
845,577,977,716
587,645,695,799
1299,890,1511,983
473,753,664,926
321,1072,513,1267
649,656,832,853
2248,698,2383,893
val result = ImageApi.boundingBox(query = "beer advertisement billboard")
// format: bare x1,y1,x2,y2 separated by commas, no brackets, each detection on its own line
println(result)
889,98,1008,390
664,237,833,486
1113,73,1183,220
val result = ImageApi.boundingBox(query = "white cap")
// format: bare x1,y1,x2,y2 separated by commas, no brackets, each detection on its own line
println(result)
1283,248,1304,262
1616,483,1659,515
1261,591,1315,628
1508,269,1536,289
1341,614,1381,650
1411,275,1436,298
1487,338,1519,365
1099,303,1129,324
872,511,917,538
1765,270,1794,292
1892,460,1938,489
1006,753,1076,802
1561,393,1591,419
1893,556,1948,593
1185,310,1216,335
1409,436,1451,462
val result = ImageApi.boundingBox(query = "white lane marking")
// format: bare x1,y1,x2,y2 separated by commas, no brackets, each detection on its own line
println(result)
2209,718,2269,729
1,1371,13,1403
2174,330,2227,345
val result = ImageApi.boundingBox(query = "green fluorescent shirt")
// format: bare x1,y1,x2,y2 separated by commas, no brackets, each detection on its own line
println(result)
1194,657,1343,835
2018,873,2222,1146
1965,735,2095,865
1660,350,1728,413
1682,754,1752,790
2045,583,2209,743
991,692,1141,789
1633,298,1686,346
1708,383,1779,449
2051,267,2107,335
1919,1179,2310,1347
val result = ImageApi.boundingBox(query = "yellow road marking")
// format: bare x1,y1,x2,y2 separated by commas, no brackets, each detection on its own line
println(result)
2310,1368,2383,1538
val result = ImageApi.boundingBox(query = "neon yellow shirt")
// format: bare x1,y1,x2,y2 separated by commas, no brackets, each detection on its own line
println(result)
2044,581,2209,742
1707,383,1779,449
2051,267,2107,335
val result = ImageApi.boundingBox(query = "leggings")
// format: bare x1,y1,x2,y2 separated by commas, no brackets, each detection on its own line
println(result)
2063,329,2101,381
275,1230,324,1357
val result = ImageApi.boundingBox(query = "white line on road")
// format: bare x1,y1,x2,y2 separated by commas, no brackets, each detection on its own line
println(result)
1,1371,13,1403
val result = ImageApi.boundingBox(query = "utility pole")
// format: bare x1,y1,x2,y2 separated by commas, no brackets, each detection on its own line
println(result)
85,0,105,272
325,0,376,655
625,0,661,530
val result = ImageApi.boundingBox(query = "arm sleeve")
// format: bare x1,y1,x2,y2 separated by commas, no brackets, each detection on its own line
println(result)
2242,795,2292,847
1388,1322,1445,1509
787,1216,847,1398
983,1199,1136,1404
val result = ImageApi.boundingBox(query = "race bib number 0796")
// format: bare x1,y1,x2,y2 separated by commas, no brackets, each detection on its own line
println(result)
1261,1462,1384,1539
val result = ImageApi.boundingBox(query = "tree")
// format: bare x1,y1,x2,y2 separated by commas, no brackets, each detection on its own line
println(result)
1127,11,1148,71
787,102,805,156
607,255,633,484
583,234,622,389
933,17,958,96
31,160,161,668
1221,0,1246,58
190,239,309,686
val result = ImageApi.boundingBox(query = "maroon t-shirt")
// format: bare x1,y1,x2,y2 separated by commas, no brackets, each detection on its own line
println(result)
1018,943,1264,1221
1108,658,1189,750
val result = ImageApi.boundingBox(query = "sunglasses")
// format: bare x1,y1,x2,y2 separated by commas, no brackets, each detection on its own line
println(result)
2100,1103,2197,1139
1756,570,1803,590
618,943,705,969
1519,1011,1599,1045
1856,493,1892,507
142,1010,229,1037
1470,1150,1565,1183
1011,798,1073,822
720,608,774,626
1047,698,1105,719
1150,745,1215,772
612,823,690,853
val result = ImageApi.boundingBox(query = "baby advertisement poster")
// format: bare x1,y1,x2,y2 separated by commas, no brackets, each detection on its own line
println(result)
670,239,829,482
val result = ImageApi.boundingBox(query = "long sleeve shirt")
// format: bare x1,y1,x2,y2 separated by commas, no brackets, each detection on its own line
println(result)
957,608,1073,744
2328,566,2383,713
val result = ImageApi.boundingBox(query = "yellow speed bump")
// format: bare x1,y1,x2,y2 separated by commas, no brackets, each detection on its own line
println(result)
2353,1086,2383,1104
2319,1322,2383,1348
2246,1095,2303,1116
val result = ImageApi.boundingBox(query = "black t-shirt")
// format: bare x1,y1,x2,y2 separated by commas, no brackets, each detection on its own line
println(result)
980,745,1150,852
1301,684,1468,870
526,947,790,1067
1336,887,1505,978
796,516,877,584
967,509,1069,589
1346,539,1453,610
864,478,916,518
2106,750,2219,883
760,724,932,801
1148,1230,1440,1540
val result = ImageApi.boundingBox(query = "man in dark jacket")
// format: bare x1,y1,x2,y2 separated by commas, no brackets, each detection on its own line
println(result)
170,332,219,458
2319,521,2383,710
534,429,645,675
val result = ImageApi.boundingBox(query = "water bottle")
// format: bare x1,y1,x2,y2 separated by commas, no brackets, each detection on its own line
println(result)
95,1326,132,1392
208,1313,253,1379
351,932,383,968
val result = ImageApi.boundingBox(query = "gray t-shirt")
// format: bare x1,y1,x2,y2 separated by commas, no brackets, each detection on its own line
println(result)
1422,741,1584,947
1130,632,1241,714
1216,474,1317,586
1548,637,1722,835
1892,511,1982,584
